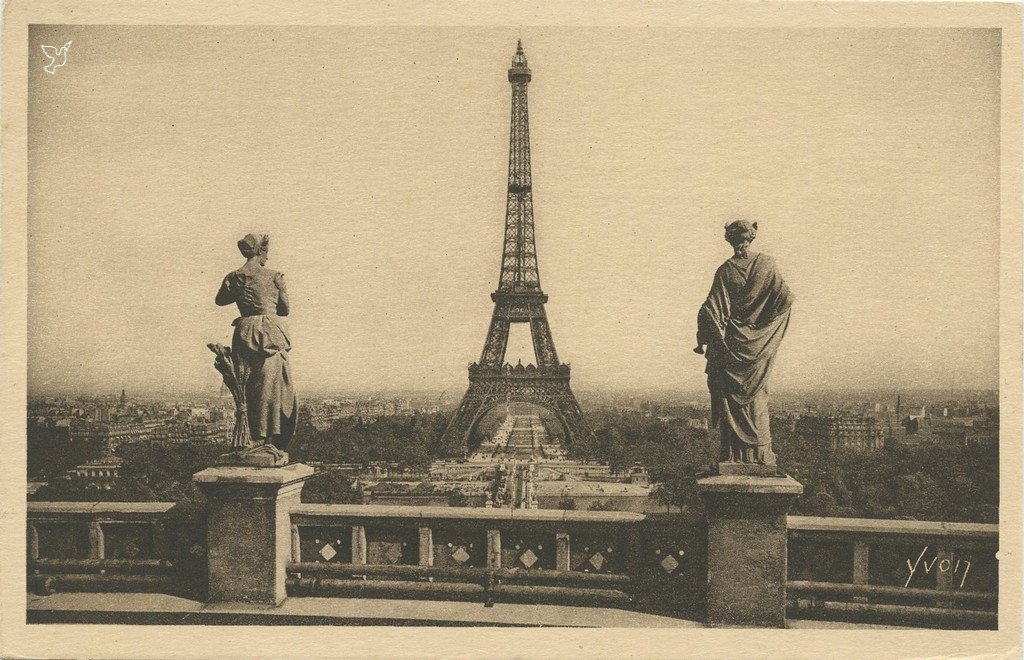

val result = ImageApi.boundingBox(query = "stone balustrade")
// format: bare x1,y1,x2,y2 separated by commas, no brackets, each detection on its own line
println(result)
787,515,998,629
287,503,706,615
25,465,999,629
26,501,206,598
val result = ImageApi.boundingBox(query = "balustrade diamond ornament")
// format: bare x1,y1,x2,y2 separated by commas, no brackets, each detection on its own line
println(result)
660,554,680,573
452,546,470,564
384,544,403,564
520,548,538,568
589,552,605,571
319,544,337,561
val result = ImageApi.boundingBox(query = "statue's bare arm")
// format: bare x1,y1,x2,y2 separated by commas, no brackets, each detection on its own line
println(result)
276,273,290,316
215,276,235,306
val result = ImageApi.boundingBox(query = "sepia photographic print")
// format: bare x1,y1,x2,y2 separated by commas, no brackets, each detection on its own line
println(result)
2,2,1022,658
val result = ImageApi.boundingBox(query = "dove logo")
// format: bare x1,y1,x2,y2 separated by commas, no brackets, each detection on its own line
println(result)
41,41,72,75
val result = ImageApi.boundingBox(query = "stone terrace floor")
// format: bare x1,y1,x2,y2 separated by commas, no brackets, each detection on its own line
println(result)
27,593,910,628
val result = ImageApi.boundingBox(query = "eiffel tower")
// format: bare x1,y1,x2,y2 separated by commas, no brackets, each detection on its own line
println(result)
441,41,590,456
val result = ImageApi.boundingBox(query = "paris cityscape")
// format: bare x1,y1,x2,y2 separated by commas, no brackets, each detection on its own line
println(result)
28,384,999,524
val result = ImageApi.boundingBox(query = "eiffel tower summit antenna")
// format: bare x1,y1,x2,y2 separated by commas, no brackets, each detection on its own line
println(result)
441,42,591,456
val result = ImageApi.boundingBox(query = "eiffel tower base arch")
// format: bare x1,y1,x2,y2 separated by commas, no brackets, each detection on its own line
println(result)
440,368,590,457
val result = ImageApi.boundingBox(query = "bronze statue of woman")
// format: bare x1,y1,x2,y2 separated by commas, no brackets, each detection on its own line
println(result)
213,233,297,465
696,220,793,470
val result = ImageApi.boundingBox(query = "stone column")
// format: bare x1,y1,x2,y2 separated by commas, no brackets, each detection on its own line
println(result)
697,474,803,628
193,463,314,606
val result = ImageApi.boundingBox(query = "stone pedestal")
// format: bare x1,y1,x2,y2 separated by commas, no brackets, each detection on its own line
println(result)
716,461,778,477
193,463,314,606
697,474,803,628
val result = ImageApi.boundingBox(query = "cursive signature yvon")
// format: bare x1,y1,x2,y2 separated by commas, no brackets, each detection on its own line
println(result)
904,546,971,589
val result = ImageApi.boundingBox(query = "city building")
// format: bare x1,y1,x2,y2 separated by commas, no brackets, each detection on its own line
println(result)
796,414,885,451
964,423,999,448
65,458,123,489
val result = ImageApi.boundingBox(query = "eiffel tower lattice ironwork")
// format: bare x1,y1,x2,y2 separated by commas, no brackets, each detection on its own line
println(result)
441,41,591,455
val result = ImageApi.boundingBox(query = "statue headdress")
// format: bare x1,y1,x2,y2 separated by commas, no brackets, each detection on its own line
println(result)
237,233,270,258
724,220,757,246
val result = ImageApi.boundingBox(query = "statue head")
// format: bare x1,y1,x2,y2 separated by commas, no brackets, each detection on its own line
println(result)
724,220,757,256
237,233,270,265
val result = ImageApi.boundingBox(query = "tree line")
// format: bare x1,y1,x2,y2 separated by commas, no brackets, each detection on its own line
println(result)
29,406,999,523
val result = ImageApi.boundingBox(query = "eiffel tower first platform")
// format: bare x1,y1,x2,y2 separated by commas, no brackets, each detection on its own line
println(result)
441,42,591,456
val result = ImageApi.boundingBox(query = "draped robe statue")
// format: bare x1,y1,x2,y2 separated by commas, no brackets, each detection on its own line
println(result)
210,233,297,466
696,221,793,468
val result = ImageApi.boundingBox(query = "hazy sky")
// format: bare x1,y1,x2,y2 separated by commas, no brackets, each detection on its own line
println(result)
27,26,1000,396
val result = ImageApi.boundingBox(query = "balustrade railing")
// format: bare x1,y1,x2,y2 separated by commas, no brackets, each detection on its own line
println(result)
26,500,999,629
787,515,998,629
287,504,705,616
27,502,206,599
